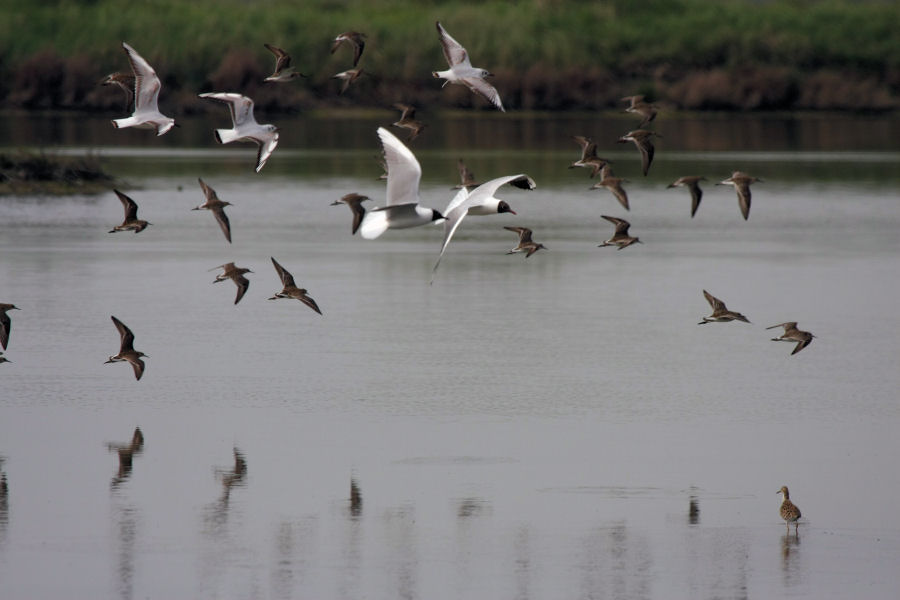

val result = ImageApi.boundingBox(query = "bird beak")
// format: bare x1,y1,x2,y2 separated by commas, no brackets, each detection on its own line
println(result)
509,209,517,215
329,200,341,205
104,359,114,364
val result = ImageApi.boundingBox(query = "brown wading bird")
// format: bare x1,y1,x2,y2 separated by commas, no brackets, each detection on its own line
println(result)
597,215,641,250
717,171,761,220
777,485,802,533
330,193,370,235
767,322,815,355
105,316,148,381
263,43,305,82
391,103,426,141
621,95,658,128
99,71,135,112
617,129,661,176
331,31,367,67
504,226,547,258
569,136,611,178
109,190,151,233
453,159,481,190
697,290,751,325
591,164,630,210
210,263,253,305
332,68,364,94
0,303,20,351
667,176,707,218
268,257,322,315
193,178,233,243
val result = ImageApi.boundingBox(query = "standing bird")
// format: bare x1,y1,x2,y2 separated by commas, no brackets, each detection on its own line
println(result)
569,136,611,178
433,21,504,112
716,171,761,220
767,322,815,355
332,68,364,94
504,226,547,258
697,290,751,324
210,263,252,305
331,31,366,67
358,128,445,240
591,164,630,210
111,42,176,136
391,103,426,141
268,257,322,315
617,129,661,176
453,159,481,190
109,190,151,234
198,92,279,173
667,176,707,218
263,43,305,82
105,316,148,381
99,71,135,113
192,178,233,243
621,95,658,128
331,193,370,235
0,303,20,351
432,174,533,281
597,215,641,250
777,486,802,533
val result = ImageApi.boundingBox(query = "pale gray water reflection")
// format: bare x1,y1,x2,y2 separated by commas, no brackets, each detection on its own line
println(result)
1,111,900,598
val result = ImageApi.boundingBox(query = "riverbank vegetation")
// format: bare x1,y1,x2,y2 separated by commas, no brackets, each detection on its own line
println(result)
1,0,898,112
0,151,115,195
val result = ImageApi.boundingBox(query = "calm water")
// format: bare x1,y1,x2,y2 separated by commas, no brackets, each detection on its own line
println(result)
1,112,899,599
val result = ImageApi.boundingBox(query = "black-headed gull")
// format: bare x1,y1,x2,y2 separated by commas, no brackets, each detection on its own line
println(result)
432,21,504,112
198,92,279,173
111,42,176,136
431,174,534,281
358,128,445,240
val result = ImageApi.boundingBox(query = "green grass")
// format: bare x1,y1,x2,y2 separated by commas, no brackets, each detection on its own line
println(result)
1,0,897,110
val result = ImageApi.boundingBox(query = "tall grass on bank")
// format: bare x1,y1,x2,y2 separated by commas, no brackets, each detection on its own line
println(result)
1,0,897,111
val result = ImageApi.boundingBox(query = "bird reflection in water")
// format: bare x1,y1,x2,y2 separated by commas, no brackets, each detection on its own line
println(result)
688,489,700,525
0,456,8,548
217,448,247,503
108,427,144,489
349,476,362,518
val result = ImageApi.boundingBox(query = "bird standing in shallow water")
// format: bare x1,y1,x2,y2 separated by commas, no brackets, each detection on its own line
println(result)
778,485,801,533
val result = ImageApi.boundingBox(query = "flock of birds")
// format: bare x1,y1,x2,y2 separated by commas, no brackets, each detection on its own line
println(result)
1,21,811,530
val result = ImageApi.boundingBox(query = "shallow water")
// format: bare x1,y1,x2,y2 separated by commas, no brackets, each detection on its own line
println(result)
1,112,899,599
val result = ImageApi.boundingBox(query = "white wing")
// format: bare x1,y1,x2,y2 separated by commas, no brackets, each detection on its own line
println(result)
378,127,421,207
255,131,279,172
122,42,161,113
436,22,471,67
431,174,535,281
463,76,505,112
358,210,390,240
199,92,257,127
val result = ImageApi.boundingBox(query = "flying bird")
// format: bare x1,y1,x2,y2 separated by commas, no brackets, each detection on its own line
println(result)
111,42,176,135
109,190,151,233
504,226,546,257
716,171,761,220
210,263,252,305
597,215,641,250
331,31,366,67
358,128,445,240
432,21,504,111
767,322,815,355
198,92,279,173
268,257,322,315
192,178,233,242
621,95,658,128
697,290,751,324
452,159,481,190
432,174,533,281
667,176,707,218
569,136,611,178
100,71,135,112
590,165,630,210
105,316,148,381
330,193,370,235
0,303,19,351
391,103,426,141
617,129,661,176
332,68,364,94
263,43,305,82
